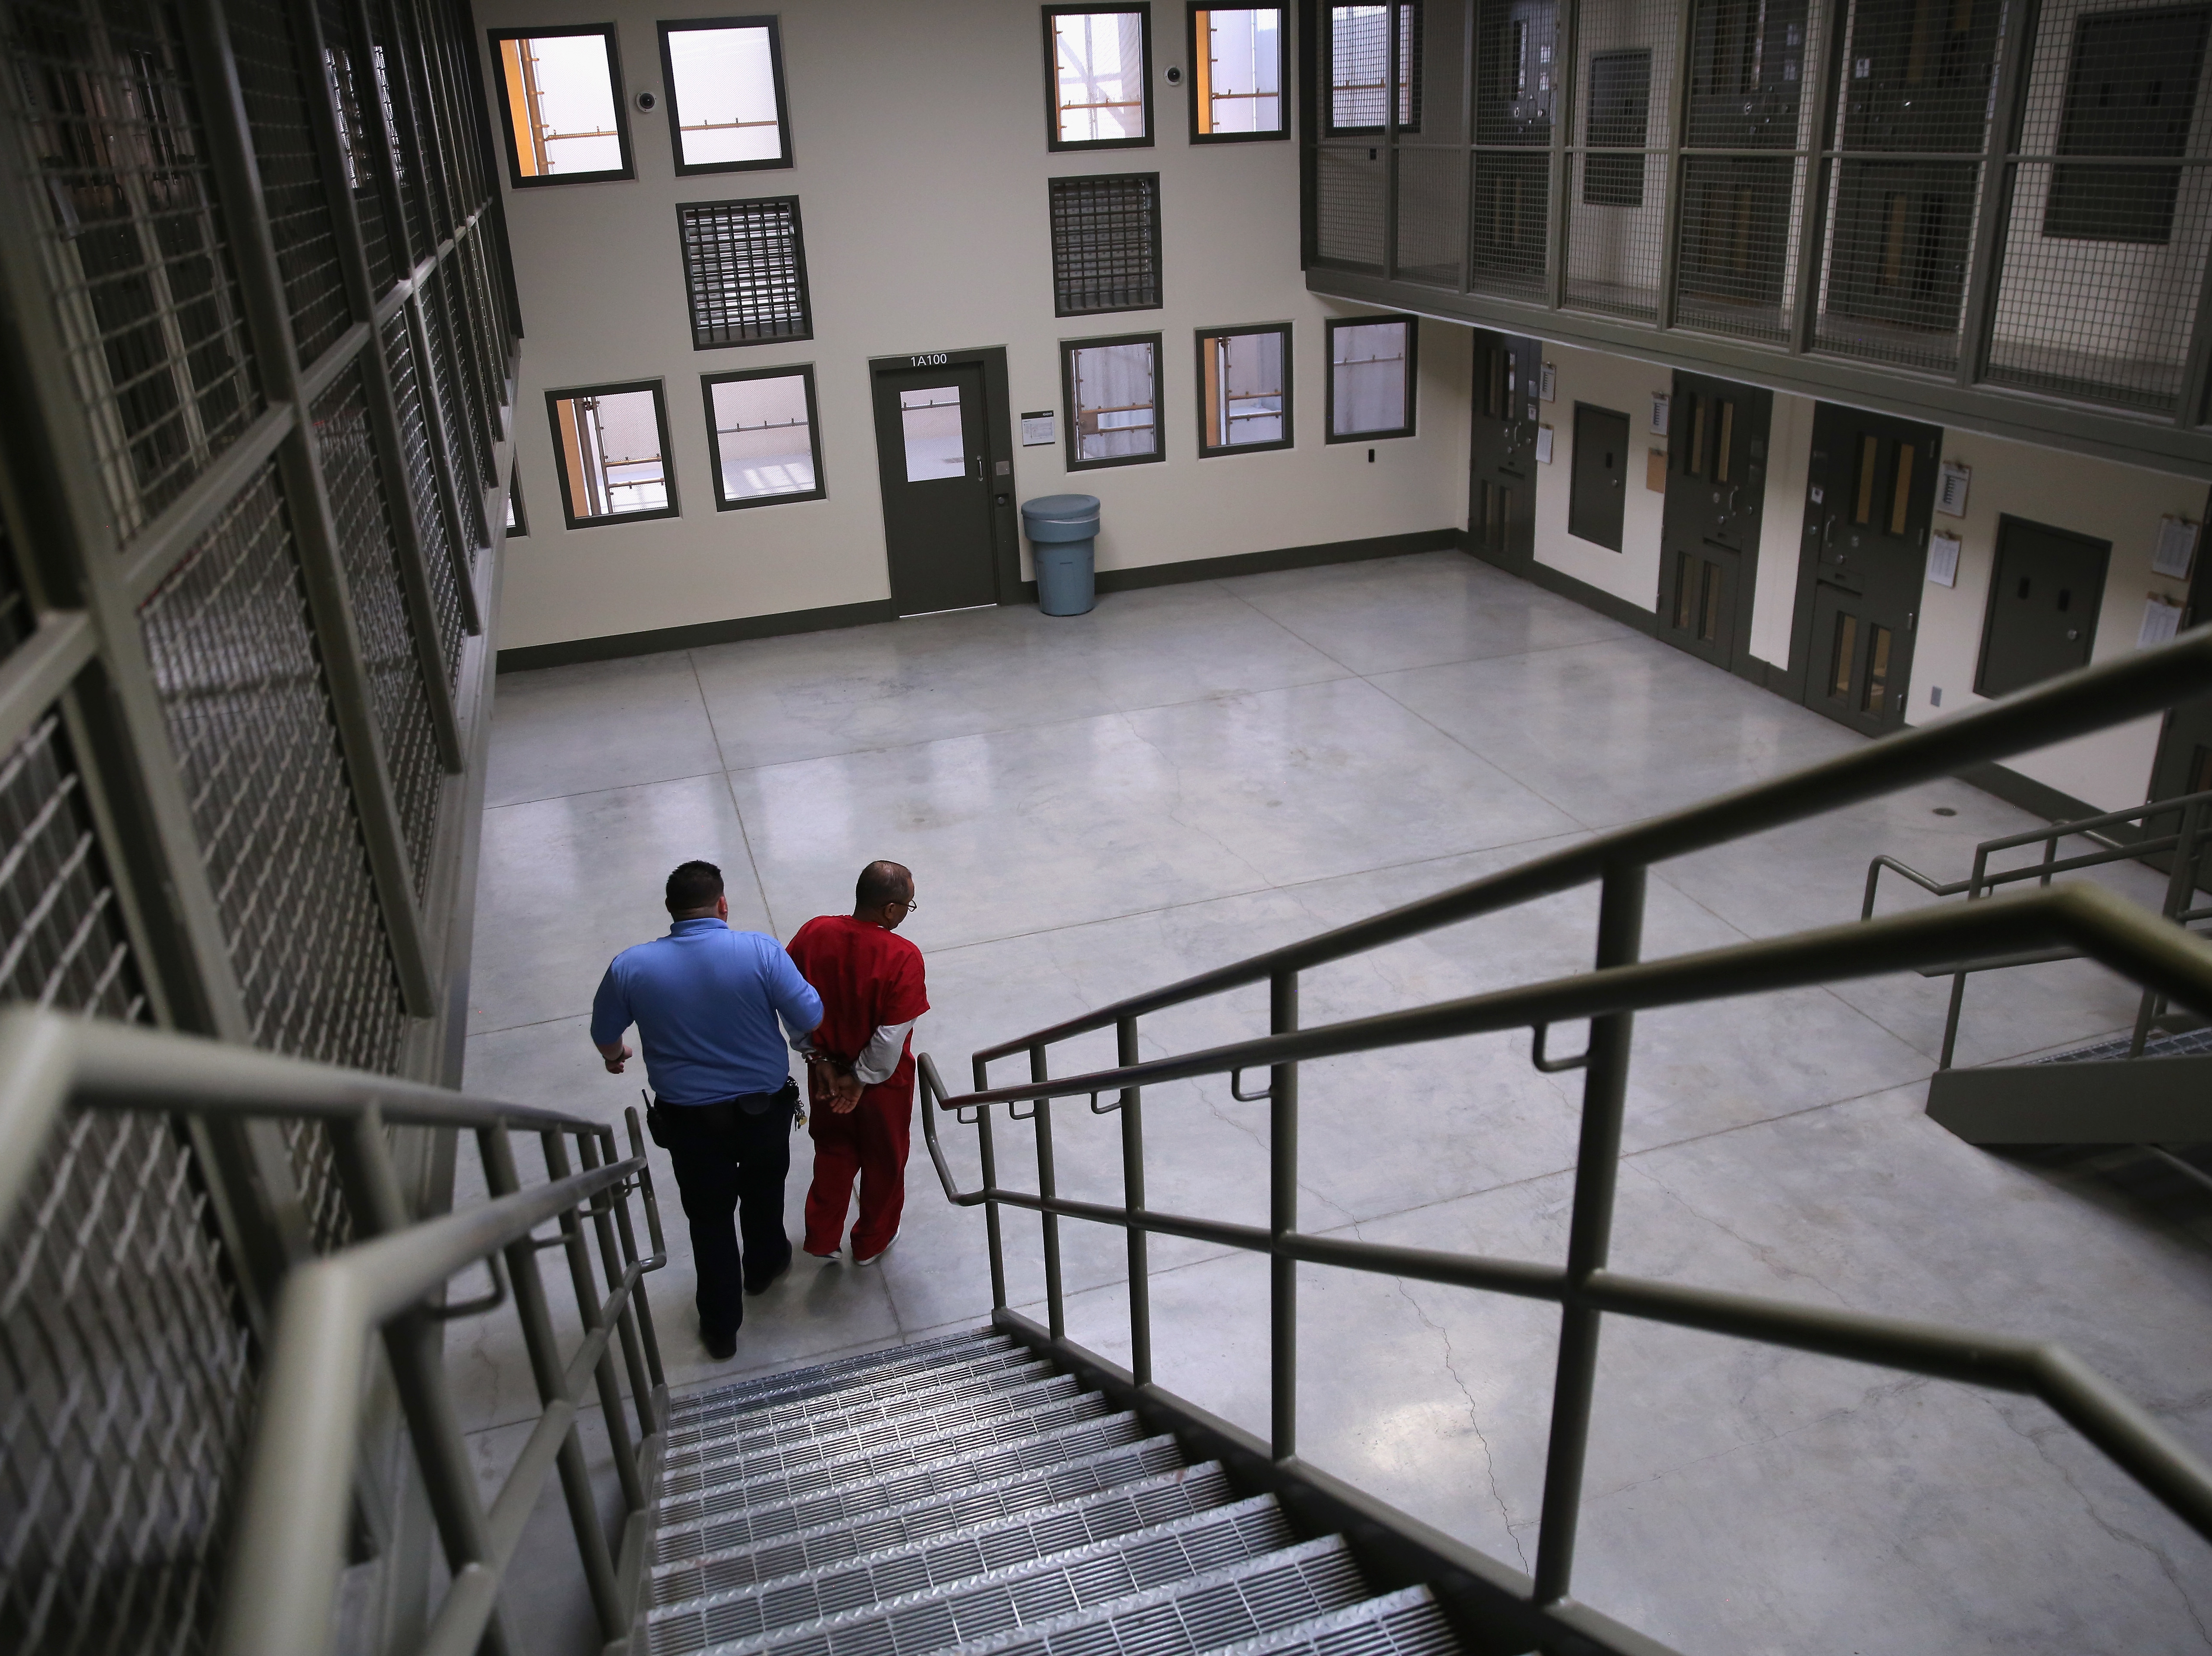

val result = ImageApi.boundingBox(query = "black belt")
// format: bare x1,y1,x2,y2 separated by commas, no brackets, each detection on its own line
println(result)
643,1078,799,1146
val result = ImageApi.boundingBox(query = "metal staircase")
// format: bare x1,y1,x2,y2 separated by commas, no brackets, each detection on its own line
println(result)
635,1330,1459,1656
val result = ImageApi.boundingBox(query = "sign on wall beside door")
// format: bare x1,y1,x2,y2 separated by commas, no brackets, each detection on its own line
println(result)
1021,411,1056,445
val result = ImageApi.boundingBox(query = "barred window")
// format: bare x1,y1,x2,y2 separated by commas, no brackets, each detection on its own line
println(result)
1046,5,1153,148
488,25,632,185
659,17,791,173
1049,173,1163,315
678,196,813,349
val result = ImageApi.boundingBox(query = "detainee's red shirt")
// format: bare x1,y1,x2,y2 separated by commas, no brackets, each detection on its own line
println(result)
788,915,930,1098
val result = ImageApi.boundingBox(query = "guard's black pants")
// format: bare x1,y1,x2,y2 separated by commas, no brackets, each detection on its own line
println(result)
655,1095,793,1339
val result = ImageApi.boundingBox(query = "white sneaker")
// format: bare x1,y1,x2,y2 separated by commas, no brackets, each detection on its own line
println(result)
853,1227,900,1267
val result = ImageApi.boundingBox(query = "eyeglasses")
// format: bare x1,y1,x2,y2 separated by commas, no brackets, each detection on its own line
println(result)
900,895,920,912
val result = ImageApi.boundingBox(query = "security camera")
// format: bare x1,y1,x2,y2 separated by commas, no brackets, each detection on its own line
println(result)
636,90,657,112
1164,65,1183,84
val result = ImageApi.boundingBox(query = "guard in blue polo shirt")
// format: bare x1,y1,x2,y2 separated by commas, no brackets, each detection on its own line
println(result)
592,859,823,1361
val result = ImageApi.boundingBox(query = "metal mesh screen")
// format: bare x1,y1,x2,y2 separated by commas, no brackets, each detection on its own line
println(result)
432,260,492,486
417,293,484,561
136,460,411,1076
0,527,32,665
317,0,395,296
1676,155,1800,340
1469,151,1551,295
1314,147,1387,267
1815,158,1983,369
1395,147,1466,285
310,365,440,895
226,0,349,370
1049,173,1163,314
1567,151,1668,317
677,198,811,350
380,314,464,686
0,0,263,540
366,0,431,265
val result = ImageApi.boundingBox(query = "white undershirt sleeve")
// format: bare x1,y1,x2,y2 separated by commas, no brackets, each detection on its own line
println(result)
851,1019,916,1087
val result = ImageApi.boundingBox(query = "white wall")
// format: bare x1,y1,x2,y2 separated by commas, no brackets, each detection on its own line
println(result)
481,0,1471,651
1532,342,1669,608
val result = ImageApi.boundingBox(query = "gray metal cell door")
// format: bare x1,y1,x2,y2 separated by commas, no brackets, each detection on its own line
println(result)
872,362,998,615
1467,330,1540,572
1659,372,1772,671
1975,518,2109,699
1798,401,1941,735
1568,402,1630,551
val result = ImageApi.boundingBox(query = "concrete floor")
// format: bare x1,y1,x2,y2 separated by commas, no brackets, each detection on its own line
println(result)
457,551,2212,1655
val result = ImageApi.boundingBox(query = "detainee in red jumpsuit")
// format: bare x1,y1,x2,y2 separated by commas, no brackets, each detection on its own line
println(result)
788,860,929,1265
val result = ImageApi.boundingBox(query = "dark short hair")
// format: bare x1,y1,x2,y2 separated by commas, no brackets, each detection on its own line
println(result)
855,860,912,910
666,860,724,913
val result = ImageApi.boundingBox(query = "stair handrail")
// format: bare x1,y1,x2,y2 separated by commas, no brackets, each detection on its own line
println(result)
922,627,2212,1655
0,1009,672,1656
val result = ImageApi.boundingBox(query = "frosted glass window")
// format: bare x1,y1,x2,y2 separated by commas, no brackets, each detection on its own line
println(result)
493,28,629,182
1194,9,1284,136
1328,317,1415,439
1066,336,1160,466
1050,7,1151,145
548,383,676,525
660,19,790,172
1199,326,1289,453
901,387,968,481
707,368,823,508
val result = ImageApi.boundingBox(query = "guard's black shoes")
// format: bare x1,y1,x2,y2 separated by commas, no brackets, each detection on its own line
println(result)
703,1326,738,1361
745,1244,793,1295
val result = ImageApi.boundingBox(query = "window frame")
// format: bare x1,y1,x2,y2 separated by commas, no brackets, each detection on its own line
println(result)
1193,322,1294,456
1048,172,1164,317
700,363,826,511
503,461,528,538
487,23,635,188
656,15,794,176
1043,3,1156,152
1061,330,1166,470
1322,2,1421,138
1187,4,1288,143
676,194,814,351
1323,314,1417,442
544,377,680,530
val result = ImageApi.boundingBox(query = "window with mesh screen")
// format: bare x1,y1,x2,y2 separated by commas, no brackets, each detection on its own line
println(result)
488,25,632,184
1047,5,1154,147
1049,173,1163,314
547,381,678,526
1584,49,1650,206
1327,316,1416,438
1327,3,1421,132
1191,7,1286,138
659,16,791,173
1196,324,1292,454
678,196,813,348
704,365,825,507
1063,333,1163,467
2043,6,2212,243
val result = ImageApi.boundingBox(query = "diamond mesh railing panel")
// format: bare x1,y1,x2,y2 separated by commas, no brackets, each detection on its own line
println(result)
1394,146,1465,288
226,0,349,370
135,459,411,1079
0,0,263,540
310,364,441,896
317,0,395,296
380,314,463,686
1314,147,1386,268
678,197,811,349
1048,173,1163,314
417,292,484,562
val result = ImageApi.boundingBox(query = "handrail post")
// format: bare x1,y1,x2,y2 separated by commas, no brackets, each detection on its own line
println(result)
1032,1044,1065,1341
1942,843,1997,1070
541,1130,646,1518
1119,1015,1152,1386
578,1126,660,1441
621,1109,669,1392
477,1127,627,1640
1532,864,1647,1606
974,1054,1009,1311
1269,970,1298,1461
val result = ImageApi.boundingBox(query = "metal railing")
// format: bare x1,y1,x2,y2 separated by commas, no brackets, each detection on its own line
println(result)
1865,787,2212,1064
0,1007,669,1656
917,627,2212,1656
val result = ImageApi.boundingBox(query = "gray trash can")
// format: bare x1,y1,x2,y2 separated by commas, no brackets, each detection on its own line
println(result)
1021,493,1101,616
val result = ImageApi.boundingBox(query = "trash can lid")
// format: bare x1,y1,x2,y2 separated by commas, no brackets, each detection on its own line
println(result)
1020,492,1101,524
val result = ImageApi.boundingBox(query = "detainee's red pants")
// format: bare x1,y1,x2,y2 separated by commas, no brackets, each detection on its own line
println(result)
803,1080,912,1259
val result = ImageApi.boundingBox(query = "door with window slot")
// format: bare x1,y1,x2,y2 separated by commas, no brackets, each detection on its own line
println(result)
1467,329,1540,572
1659,371,1770,672
1796,402,1939,734
870,361,999,615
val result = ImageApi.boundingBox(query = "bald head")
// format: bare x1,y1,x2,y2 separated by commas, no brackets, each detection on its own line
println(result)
855,861,913,913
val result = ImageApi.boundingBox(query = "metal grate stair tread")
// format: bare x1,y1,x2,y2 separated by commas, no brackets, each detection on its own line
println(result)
653,1413,1157,1562
670,1331,1010,1420
660,1394,1114,1518
1193,1587,1463,1656
646,1483,1274,1652
2030,1025,2212,1064
648,1436,1195,1601
668,1357,1056,1457
663,1374,1086,1492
